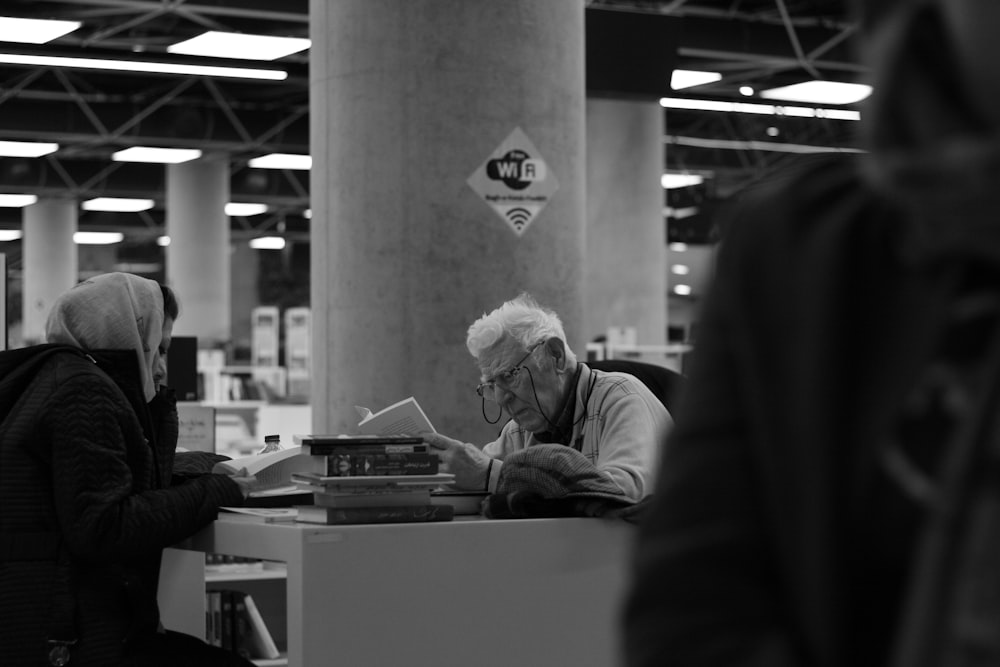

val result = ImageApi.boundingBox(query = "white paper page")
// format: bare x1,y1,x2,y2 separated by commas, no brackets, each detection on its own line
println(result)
356,396,436,435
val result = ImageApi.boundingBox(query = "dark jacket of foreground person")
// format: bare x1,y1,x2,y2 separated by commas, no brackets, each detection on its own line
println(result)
0,344,243,665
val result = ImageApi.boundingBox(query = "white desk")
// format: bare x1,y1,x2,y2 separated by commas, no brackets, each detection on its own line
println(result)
162,516,636,667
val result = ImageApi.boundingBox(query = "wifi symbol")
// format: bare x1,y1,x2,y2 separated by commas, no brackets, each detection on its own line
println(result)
506,207,532,231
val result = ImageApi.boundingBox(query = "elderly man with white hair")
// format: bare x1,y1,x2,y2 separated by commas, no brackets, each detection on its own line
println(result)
424,293,672,515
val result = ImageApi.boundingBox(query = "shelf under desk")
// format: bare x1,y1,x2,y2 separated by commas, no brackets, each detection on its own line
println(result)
162,515,635,667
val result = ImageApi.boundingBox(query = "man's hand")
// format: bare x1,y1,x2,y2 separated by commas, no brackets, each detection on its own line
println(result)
423,433,492,491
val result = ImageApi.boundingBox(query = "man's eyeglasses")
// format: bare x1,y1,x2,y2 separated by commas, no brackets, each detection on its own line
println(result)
476,342,543,403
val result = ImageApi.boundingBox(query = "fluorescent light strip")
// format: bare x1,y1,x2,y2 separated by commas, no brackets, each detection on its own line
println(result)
0,230,22,241
660,97,861,121
74,231,123,245
666,135,867,154
249,236,286,250
113,146,202,164
226,202,268,217
0,194,37,207
665,206,700,220
671,69,722,90
169,31,310,61
0,17,81,44
82,197,154,212
0,53,287,80
760,81,872,105
0,140,59,157
248,153,312,170
662,173,704,189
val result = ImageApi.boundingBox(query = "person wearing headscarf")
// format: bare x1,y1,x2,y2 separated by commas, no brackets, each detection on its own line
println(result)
0,272,254,666
622,2,1000,667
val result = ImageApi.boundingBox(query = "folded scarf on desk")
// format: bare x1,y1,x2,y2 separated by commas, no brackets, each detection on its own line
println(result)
483,444,650,523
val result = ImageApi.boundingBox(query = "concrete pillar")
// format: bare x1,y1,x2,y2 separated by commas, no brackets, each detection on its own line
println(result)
165,156,230,348
230,238,260,360
309,0,586,440
22,198,77,345
585,97,667,347
78,244,117,278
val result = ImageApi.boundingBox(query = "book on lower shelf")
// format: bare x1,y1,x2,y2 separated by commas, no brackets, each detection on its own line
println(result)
294,503,455,525
205,589,280,661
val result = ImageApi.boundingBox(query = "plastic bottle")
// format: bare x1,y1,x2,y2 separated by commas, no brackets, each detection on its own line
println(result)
258,434,282,455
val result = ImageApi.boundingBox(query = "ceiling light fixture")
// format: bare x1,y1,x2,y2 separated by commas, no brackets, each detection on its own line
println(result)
760,80,873,105
248,153,312,170
0,17,81,44
665,206,699,220
0,53,288,80
81,197,155,212
157,236,170,247
671,265,691,275
670,69,722,90
168,31,310,61
226,202,268,217
667,135,866,155
662,173,704,189
673,284,693,296
113,146,203,164
0,140,59,157
74,231,124,245
0,230,22,241
0,194,37,207
249,236,286,250
669,242,688,252
660,96,861,121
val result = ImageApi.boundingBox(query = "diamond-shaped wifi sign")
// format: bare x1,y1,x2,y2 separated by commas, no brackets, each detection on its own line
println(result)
467,127,559,237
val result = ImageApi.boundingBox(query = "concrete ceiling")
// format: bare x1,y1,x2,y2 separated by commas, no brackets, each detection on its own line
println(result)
0,0,864,242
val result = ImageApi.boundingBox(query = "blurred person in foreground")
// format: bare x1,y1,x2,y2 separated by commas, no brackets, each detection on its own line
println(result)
0,272,256,666
622,2,1000,667
424,293,672,518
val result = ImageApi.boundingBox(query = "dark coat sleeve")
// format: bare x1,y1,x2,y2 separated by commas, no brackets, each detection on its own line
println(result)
44,370,244,562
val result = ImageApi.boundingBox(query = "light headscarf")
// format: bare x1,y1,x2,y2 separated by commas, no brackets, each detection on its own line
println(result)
45,272,165,402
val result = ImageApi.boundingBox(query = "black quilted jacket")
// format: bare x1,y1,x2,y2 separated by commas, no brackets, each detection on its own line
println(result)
0,344,244,666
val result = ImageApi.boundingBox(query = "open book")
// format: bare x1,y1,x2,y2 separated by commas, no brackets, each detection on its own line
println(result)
212,445,322,493
355,396,436,436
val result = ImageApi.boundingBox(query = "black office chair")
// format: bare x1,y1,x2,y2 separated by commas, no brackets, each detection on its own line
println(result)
587,358,685,415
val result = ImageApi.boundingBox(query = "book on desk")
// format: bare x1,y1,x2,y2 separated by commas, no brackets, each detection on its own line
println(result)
290,471,457,524
295,503,455,525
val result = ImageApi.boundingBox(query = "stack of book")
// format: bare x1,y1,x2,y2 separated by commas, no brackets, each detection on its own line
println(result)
290,434,456,524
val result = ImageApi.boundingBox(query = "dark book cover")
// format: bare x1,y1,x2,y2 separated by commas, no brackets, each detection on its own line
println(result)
295,434,424,446
324,452,439,476
304,443,430,455
220,589,234,651
232,592,253,659
294,503,455,525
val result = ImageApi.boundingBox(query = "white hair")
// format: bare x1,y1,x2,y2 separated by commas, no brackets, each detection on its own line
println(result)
466,292,576,363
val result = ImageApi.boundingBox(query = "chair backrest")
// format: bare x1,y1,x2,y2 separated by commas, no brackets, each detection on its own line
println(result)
587,359,685,415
